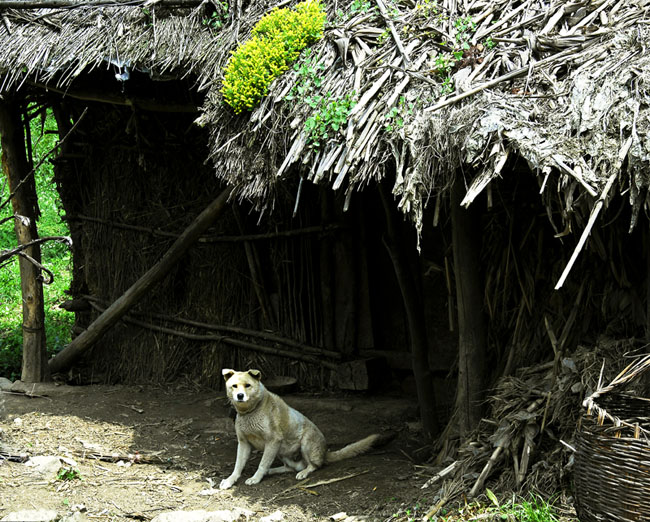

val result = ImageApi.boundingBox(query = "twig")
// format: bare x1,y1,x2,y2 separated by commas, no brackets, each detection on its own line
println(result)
18,251,54,284
301,470,369,488
555,136,633,289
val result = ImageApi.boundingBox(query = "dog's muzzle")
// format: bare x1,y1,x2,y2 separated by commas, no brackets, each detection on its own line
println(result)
236,392,246,401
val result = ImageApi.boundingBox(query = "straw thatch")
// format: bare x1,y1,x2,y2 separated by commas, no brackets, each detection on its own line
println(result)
1,0,649,237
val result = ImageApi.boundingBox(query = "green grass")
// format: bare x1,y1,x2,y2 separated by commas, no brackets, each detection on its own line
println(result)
389,491,567,521
0,108,73,380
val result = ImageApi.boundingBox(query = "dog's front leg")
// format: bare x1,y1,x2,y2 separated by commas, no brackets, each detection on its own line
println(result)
220,439,252,489
245,439,281,485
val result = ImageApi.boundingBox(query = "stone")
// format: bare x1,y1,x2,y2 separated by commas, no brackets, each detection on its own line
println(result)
1,510,59,522
25,455,63,478
151,509,253,522
0,377,12,391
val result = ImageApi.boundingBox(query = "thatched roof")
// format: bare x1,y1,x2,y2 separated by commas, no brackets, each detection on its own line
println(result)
1,0,650,237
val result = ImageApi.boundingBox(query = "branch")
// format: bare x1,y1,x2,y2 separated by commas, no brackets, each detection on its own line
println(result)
85,300,339,369
18,251,55,284
0,108,87,213
0,235,72,264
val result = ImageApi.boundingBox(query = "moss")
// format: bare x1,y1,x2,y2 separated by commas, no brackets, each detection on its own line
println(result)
221,0,326,114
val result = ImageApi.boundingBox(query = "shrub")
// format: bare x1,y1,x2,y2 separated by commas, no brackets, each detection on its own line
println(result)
221,0,326,114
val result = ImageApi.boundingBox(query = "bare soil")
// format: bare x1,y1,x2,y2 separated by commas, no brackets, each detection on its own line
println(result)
0,383,431,521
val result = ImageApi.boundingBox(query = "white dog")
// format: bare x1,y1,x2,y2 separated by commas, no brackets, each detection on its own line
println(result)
219,368,380,489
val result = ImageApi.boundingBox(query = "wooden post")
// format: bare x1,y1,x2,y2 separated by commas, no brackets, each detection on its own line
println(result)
0,99,50,383
451,175,488,439
48,186,233,374
379,183,438,438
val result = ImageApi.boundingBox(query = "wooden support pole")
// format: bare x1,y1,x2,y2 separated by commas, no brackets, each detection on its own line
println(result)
0,99,50,383
452,175,488,439
379,183,438,438
48,186,233,374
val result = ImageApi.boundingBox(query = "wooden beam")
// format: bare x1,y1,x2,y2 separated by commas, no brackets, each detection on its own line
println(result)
29,81,199,113
48,186,233,374
0,0,202,8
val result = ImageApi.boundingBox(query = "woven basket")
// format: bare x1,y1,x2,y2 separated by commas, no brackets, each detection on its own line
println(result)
574,354,650,522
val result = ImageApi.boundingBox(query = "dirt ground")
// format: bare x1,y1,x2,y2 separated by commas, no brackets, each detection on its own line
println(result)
0,383,435,521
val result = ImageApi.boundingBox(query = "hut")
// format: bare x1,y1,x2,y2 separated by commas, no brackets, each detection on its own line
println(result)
1,0,649,442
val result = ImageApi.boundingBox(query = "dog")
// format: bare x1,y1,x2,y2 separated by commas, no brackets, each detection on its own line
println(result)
219,368,381,489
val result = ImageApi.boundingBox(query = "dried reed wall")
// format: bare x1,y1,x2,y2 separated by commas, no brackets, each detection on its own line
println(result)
53,101,339,388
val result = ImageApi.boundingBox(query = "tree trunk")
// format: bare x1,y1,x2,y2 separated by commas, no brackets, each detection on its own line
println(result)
0,100,50,383
379,183,438,438
48,186,233,374
451,176,488,439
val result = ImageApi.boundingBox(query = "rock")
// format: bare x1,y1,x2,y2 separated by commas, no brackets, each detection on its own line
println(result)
0,376,12,391
10,380,28,394
25,456,63,478
60,512,86,522
1,510,59,522
151,509,253,522
259,512,284,522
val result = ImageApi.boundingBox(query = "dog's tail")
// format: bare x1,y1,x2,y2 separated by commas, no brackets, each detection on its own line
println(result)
325,434,382,463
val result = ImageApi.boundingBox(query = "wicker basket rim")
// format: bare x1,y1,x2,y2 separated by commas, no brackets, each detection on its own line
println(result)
582,354,650,438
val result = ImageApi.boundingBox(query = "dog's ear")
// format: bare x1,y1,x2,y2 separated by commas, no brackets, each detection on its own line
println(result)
247,369,262,381
222,369,235,381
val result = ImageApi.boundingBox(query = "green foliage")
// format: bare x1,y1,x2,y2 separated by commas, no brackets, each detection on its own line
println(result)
57,467,82,481
335,0,374,21
384,95,414,132
485,490,560,522
427,15,477,97
349,0,372,14
221,0,326,114
0,109,73,380
284,48,324,101
304,93,356,149
202,3,229,31
454,15,476,50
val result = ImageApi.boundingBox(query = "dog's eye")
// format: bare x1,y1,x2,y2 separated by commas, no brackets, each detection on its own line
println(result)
244,383,251,388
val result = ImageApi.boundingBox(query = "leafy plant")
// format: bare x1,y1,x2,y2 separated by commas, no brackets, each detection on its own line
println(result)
221,0,326,114
486,489,560,522
203,3,229,30
304,93,356,149
349,0,371,14
384,95,414,132
57,467,81,481
284,49,324,101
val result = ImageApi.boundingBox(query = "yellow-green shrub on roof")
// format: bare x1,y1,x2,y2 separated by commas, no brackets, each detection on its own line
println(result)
222,0,326,114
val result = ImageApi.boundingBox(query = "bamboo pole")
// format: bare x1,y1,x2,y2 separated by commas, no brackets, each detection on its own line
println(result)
48,186,233,374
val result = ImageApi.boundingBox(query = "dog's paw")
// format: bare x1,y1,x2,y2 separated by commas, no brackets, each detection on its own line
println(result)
245,475,262,485
219,478,235,490
296,469,311,480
